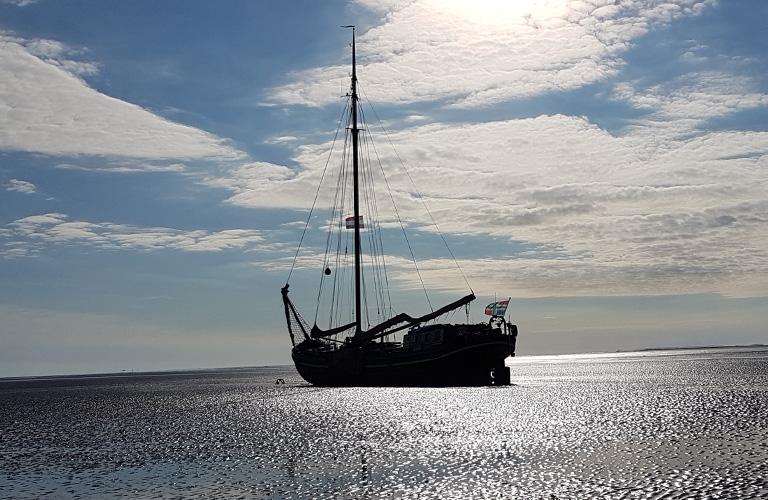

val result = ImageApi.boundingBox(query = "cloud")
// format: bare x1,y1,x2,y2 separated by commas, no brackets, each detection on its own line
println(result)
3,1,763,299
264,135,299,145
3,213,270,257
212,64,768,297
203,161,304,208
55,161,187,173
1,0,38,6
15,36,101,77
268,0,716,108
0,33,246,161
614,72,768,136
281,220,308,228
404,114,430,123
4,178,36,194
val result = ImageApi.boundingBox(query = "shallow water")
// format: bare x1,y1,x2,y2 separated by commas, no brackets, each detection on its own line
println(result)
1,347,767,499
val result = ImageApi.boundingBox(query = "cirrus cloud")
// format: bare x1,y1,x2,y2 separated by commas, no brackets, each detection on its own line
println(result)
3,213,272,257
0,33,246,162
4,178,36,194
268,0,716,108
212,66,768,297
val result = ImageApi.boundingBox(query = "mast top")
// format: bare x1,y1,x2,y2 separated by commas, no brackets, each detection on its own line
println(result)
342,25,357,83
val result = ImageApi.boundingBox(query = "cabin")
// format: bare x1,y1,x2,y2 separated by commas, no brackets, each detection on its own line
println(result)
403,325,445,351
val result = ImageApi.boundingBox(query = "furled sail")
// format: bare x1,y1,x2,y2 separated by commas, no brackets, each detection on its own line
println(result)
310,321,356,339
353,293,475,344
310,293,475,343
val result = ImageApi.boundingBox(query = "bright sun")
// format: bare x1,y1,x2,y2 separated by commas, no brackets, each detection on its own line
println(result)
428,0,569,26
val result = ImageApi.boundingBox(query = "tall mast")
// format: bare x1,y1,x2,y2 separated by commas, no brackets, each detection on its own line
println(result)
346,26,363,335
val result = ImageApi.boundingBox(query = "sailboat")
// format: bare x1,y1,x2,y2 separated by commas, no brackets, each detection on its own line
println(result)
280,27,518,387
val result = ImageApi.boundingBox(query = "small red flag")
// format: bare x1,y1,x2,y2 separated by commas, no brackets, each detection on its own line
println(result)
345,216,364,229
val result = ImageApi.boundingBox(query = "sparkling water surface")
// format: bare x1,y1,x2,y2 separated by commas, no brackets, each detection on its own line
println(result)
1,347,767,499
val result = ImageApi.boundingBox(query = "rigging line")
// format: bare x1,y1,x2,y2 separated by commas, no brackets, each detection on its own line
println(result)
358,104,433,312
329,124,352,327
360,109,385,315
368,170,388,319
357,123,381,314
363,176,382,319
336,139,353,329
340,125,354,326
360,246,370,327
358,113,379,327
334,233,350,329
359,85,474,293
372,160,393,318
363,124,394,319
358,104,430,312
318,106,352,324
348,228,355,326
360,104,432,313
287,97,351,284
361,123,390,318
324,116,347,327
334,128,352,324
363,132,387,321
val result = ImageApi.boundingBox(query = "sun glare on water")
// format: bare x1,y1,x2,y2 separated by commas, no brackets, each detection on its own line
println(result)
428,0,569,26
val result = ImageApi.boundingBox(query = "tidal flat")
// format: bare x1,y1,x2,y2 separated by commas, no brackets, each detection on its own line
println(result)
1,347,766,499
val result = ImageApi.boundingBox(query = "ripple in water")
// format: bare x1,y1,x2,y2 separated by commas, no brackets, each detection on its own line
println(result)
1,348,767,498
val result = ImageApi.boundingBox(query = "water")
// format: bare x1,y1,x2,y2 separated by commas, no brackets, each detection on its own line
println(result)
1,347,767,499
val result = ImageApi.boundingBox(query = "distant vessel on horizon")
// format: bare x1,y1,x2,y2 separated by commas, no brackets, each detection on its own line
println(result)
280,27,517,386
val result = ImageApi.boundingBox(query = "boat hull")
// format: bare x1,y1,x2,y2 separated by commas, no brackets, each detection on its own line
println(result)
292,325,517,387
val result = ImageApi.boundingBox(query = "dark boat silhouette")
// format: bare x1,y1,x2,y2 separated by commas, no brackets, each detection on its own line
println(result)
280,27,517,387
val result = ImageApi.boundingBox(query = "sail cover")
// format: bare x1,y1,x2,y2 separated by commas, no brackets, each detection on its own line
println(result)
310,293,476,342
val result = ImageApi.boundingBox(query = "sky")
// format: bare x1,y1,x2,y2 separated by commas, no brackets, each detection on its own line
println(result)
1,0,767,377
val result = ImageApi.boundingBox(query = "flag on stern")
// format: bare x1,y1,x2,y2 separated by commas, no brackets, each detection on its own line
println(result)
345,215,364,229
484,299,509,316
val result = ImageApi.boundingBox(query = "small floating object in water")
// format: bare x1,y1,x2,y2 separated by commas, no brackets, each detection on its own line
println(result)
275,378,285,385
